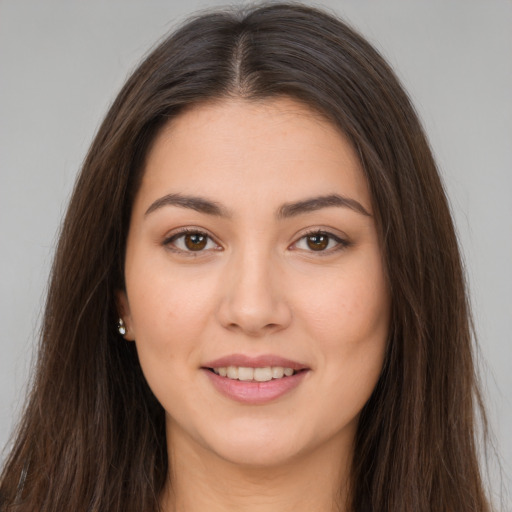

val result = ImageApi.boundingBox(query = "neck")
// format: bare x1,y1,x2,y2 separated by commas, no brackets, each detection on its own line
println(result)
160,421,353,512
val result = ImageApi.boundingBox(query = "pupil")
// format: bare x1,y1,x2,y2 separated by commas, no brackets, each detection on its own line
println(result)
185,233,207,251
307,234,328,251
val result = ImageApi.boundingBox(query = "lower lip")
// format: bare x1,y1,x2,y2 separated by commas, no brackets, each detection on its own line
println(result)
203,369,309,405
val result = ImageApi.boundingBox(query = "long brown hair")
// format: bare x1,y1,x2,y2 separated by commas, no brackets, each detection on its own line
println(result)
0,3,492,511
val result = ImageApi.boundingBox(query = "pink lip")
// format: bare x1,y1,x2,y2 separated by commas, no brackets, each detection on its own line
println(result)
201,354,310,405
203,354,308,371
203,369,308,405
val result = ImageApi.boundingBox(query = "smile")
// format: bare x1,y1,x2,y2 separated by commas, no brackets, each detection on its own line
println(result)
210,366,296,382
202,355,310,404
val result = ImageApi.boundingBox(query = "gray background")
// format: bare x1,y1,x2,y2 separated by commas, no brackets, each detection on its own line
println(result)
1,0,511,503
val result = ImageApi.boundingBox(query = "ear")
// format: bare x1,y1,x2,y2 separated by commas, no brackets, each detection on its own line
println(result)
116,289,135,341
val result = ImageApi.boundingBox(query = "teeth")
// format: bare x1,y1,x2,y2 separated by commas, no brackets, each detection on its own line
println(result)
271,366,284,378
254,367,272,382
227,366,238,379
238,367,254,381
212,366,297,381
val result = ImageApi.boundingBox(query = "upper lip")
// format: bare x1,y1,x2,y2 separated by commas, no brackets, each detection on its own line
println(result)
202,354,309,371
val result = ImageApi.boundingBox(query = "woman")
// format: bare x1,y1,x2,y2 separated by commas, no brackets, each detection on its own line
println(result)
0,3,493,511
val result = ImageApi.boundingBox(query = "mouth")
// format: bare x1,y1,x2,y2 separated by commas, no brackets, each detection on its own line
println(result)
201,354,310,404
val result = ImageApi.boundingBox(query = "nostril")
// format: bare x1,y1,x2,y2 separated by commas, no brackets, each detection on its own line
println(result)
216,287,293,336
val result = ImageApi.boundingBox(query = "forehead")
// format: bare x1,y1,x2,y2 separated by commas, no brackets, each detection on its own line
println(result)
136,97,371,214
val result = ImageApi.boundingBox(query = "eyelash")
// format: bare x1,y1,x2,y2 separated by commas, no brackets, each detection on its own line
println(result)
293,229,351,254
162,228,350,255
163,228,221,255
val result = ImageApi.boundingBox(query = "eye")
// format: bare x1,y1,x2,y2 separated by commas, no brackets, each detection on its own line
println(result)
164,229,220,253
292,231,348,253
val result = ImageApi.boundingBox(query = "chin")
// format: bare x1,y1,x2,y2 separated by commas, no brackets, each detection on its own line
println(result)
210,436,306,469
167,412,303,468
191,415,340,469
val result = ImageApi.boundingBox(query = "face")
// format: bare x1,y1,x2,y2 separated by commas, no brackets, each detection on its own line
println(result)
119,97,390,468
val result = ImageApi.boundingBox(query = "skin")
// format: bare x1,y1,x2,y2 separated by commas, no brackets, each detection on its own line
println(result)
118,97,390,512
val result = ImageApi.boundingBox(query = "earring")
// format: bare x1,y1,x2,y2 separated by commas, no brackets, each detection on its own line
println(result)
118,318,126,336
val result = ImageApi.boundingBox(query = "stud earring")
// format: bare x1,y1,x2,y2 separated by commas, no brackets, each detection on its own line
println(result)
118,318,126,336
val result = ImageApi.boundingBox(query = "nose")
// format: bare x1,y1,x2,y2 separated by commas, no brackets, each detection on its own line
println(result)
216,247,292,337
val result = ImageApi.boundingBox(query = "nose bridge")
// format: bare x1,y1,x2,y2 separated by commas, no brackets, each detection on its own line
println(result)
217,240,291,336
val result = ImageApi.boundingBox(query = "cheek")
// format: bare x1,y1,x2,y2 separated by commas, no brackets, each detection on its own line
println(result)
307,271,388,417
299,264,389,348
123,258,219,391
124,263,213,414
294,251,389,396
126,253,216,337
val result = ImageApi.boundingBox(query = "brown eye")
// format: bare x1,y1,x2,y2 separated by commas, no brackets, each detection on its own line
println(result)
306,234,329,251
184,233,207,251
292,231,348,254
165,230,219,253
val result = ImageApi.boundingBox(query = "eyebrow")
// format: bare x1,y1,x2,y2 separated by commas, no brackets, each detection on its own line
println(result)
144,192,371,218
145,193,231,217
277,194,371,218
